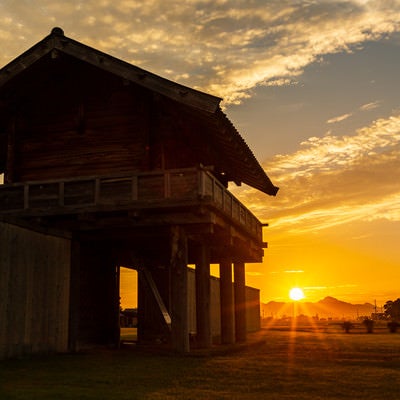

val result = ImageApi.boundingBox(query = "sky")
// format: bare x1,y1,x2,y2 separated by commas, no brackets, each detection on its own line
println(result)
1,0,400,306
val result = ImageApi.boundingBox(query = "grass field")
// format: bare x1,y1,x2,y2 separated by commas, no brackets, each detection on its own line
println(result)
1,327,400,399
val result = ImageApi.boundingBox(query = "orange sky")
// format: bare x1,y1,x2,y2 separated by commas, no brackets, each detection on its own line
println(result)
120,268,138,309
231,112,400,305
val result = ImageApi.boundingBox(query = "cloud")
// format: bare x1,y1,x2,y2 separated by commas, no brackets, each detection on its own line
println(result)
326,101,381,125
284,270,304,274
326,113,353,124
359,101,381,111
233,113,400,232
1,1,400,104
246,271,263,277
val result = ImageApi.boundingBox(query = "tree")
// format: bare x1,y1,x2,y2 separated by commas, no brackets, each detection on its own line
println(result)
384,299,400,321
342,321,354,333
387,321,399,333
362,318,374,333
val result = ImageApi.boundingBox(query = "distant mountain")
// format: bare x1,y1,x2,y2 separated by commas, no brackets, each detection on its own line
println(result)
262,296,375,319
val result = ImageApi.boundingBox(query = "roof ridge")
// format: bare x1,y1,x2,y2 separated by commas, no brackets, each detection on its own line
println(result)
0,27,222,113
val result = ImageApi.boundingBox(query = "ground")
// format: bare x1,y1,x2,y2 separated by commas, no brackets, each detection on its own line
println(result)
1,323,400,399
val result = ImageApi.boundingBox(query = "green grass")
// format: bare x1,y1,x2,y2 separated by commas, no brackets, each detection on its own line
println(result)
1,329,400,399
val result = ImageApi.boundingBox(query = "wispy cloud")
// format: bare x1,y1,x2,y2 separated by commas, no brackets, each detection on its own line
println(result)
284,270,304,274
326,101,381,124
327,113,353,124
233,113,400,232
360,101,381,111
269,269,304,274
246,271,263,277
0,1,400,104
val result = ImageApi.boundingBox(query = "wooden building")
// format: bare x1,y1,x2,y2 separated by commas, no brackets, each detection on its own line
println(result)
0,28,278,358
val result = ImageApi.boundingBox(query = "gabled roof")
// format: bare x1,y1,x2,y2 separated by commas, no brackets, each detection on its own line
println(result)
0,27,221,114
0,27,278,196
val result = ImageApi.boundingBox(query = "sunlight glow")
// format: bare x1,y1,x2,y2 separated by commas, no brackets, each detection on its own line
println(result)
289,287,305,301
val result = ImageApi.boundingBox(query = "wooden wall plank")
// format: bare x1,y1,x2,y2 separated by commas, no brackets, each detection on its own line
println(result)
0,221,71,359
13,66,150,182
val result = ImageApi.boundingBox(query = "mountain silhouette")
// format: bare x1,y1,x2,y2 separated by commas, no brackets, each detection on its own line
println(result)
262,296,375,319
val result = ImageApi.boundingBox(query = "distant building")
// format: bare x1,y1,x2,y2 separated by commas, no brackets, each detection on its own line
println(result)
371,312,386,320
120,309,138,328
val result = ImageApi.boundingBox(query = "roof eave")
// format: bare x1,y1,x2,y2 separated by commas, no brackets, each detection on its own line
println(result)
215,109,279,196
262,181,279,196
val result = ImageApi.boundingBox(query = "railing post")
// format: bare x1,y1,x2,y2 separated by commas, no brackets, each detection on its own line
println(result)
132,176,138,200
226,192,233,217
198,169,205,197
94,178,100,204
211,175,215,202
23,184,29,209
59,182,65,206
164,171,171,198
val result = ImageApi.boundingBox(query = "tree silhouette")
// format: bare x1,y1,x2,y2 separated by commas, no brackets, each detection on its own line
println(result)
387,321,399,333
362,318,374,333
342,321,353,333
384,299,400,321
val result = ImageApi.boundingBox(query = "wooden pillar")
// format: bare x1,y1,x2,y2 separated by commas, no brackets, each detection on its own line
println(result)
170,226,189,353
219,260,235,344
68,239,80,352
113,265,121,347
234,262,247,343
5,114,16,183
195,244,211,348
137,269,148,343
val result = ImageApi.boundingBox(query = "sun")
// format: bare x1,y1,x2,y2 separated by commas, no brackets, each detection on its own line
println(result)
289,287,305,301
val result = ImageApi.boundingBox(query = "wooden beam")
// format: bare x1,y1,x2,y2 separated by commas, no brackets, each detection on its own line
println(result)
142,267,172,329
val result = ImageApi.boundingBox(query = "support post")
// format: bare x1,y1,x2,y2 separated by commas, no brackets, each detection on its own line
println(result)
170,226,189,353
68,239,80,352
137,269,146,344
5,114,16,183
219,260,235,344
234,262,247,343
114,265,121,348
195,244,211,348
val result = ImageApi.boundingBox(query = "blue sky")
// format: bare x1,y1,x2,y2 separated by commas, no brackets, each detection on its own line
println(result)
1,0,400,304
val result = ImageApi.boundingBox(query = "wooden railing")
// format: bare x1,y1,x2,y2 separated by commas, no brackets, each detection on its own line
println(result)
199,170,262,239
0,167,262,239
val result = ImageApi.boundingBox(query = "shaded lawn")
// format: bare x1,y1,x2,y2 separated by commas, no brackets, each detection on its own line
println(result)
1,330,400,399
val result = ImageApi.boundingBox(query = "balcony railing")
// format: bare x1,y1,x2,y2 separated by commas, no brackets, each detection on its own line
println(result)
0,167,262,239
